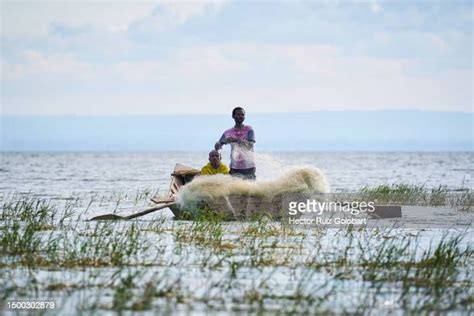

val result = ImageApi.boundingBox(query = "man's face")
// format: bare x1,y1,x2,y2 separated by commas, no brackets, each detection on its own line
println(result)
209,151,221,167
233,109,245,124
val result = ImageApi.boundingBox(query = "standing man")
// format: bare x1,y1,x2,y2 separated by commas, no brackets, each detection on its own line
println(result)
215,107,256,180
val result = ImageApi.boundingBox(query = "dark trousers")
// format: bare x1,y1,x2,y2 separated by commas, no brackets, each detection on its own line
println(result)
230,168,256,180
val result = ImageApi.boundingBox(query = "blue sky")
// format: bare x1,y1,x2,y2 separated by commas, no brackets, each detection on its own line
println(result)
1,0,472,115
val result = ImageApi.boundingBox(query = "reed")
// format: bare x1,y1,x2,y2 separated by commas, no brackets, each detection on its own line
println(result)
1,193,473,314
360,183,472,209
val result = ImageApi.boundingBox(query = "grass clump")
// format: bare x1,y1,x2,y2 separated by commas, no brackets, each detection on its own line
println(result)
1,197,60,232
360,183,472,209
53,222,149,267
241,218,304,238
1,197,59,266
174,211,234,251
356,231,473,311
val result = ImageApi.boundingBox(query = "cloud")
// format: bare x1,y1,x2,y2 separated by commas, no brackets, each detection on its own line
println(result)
1,1,471,115
49,22,91,38
174,46,250,74
113,61,165,83
2,44,249,85
152,0,226,24
2,43,471,115
368,0,382,13
3,50,94,80
129,0,227,35
1,2,157,38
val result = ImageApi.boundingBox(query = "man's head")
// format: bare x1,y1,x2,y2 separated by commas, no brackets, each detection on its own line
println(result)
208,150,222,169
232,107,245,125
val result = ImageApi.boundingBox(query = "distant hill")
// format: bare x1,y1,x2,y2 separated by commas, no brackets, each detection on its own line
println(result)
1,111,472,151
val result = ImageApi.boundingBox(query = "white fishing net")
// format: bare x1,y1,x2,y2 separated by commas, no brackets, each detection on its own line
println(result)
177,166,330,208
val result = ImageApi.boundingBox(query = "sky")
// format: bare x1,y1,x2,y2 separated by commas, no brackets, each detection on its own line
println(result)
1,0,473,116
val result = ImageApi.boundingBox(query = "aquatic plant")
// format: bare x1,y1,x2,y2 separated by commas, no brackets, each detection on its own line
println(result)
1,193,473,314
360,183,472,210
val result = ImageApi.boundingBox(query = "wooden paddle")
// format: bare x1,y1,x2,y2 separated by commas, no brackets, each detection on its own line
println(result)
89,202,177,221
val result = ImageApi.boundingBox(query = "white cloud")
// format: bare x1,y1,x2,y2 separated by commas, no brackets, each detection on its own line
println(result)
3,50,94,80
1,1,227,38
4,65,471,115
129,0,226,34
3,44,248,84
1,1,471,115
368,0,382,14
2,43,471,115
1,2,157,38
174,46,250,74
154,0,226,24
114,61,165,83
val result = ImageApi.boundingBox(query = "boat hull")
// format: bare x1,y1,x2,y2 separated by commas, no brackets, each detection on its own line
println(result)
170,194,291,220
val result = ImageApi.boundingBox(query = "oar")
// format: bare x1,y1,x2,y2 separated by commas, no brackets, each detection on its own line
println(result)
89,202,177,221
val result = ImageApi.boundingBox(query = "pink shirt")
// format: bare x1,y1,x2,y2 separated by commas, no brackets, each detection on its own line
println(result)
219,125,255,169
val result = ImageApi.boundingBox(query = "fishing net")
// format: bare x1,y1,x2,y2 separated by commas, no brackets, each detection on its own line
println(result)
177,167,330,208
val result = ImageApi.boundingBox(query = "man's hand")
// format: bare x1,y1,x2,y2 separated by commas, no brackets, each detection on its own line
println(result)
214,142,222,150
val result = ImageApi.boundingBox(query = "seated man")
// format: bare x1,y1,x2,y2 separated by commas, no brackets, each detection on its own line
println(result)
201,150,230,175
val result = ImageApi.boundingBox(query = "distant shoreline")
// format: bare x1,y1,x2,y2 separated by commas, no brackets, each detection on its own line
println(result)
2,111,472,151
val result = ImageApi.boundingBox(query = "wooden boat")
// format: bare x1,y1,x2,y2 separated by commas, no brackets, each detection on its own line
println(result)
151,163,289,220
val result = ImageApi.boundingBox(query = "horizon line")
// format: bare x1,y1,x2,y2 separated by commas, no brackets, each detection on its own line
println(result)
1,109,473,117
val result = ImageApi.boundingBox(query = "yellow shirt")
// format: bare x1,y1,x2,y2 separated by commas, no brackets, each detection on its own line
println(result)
201,162,230,175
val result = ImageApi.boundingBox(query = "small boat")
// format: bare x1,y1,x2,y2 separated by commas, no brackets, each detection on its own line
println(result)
151,163,289,220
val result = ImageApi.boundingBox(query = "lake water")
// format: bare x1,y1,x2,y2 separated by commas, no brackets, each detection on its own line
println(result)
1,151,472,198
1,151,473,314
